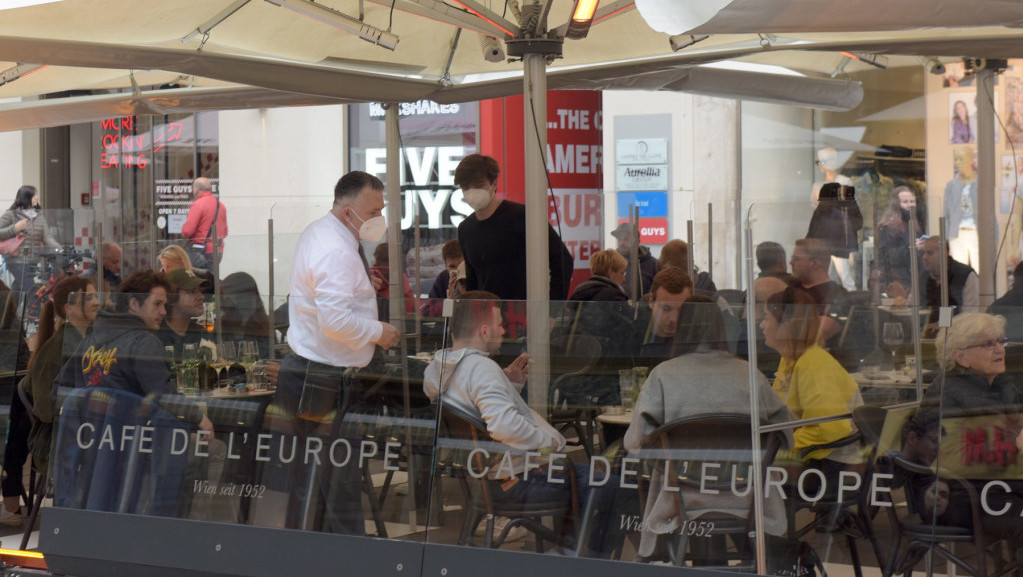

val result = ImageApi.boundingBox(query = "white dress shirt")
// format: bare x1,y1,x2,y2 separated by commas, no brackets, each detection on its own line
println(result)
288,212,383,367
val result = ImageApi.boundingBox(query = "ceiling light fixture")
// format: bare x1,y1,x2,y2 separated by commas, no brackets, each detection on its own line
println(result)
566,0,600,39
264,0,398,50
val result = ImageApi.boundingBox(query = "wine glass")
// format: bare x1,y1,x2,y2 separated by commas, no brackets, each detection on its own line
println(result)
212,341,237,389
239,341,259,371
882,322,905,370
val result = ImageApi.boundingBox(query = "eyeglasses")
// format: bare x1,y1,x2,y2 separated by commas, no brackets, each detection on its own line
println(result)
962,338,1009,351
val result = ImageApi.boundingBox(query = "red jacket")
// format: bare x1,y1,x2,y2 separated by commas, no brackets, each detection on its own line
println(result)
181,191,227,253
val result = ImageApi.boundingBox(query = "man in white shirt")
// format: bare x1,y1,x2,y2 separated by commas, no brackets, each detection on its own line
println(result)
275,170,400,534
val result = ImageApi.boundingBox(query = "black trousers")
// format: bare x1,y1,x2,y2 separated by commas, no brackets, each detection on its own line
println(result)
275,352,364,535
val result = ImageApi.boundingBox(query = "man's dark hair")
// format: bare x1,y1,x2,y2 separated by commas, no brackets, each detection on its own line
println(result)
116,270,171,314
10,185,37,210
334,171,384,204
670,295,728,357
450,290,500,340
441,239,462,261
756,241,786,274
454,154,500,188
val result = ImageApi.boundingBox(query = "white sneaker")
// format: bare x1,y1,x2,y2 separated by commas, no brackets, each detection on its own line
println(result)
0,507,24,527
476,516,530,542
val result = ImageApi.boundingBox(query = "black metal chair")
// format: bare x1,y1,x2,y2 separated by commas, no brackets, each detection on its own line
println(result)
548,334,602,457
635,413,786,568
788,426,886,577
853,404,1017,577
438,403,578,551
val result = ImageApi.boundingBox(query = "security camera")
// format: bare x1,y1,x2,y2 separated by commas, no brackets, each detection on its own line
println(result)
924,58,945,75
479,35,505,63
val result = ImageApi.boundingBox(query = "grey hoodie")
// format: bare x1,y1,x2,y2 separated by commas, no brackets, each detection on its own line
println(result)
424,347,565,459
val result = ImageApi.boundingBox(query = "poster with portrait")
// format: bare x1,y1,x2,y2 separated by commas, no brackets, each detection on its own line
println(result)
1005,77,1023,145
948,92,976,144
999,155,1022,214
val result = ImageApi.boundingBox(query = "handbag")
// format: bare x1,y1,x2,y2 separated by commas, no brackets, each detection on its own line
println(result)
0,233,25,256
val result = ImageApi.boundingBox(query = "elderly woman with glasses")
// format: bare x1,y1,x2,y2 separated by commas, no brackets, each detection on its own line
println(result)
918,312,1023,561
924,312,1023,440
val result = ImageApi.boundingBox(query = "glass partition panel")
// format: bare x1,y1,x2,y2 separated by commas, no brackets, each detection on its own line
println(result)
920,308,1023,576
50,290,433,544
746,200,933,576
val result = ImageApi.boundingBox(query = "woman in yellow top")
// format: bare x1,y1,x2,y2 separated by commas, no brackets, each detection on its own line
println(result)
760,285,863,468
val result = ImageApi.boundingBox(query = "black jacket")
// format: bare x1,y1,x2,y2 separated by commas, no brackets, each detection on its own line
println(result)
807,198,863,257
622,246,658,299
57,311,203,424
58,311,172,396
569,276,628,303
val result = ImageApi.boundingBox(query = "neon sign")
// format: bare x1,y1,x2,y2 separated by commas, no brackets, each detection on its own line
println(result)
99,117,184,169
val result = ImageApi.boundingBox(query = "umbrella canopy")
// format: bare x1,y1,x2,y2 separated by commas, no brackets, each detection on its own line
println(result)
0,0,1022,125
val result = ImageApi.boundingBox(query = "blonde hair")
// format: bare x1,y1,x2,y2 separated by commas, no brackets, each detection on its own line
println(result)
936,312,1006,370
158,245,194,273
590,249,626,277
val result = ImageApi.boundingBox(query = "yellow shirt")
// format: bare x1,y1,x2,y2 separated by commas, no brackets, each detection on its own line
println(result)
773,345,862,461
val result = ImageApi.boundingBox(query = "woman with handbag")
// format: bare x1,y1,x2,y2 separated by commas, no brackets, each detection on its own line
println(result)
0,186,60,297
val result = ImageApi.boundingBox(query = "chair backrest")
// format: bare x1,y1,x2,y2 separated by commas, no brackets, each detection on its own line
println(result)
437,402,504,514
54,387,190,517
549,333,601,378
16,376,36,427
639,413,784,492
852,405,888,448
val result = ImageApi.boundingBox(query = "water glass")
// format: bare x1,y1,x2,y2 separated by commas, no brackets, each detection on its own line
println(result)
618,369,636,412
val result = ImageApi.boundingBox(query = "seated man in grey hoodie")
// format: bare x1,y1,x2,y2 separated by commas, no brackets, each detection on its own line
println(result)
424,291,588,545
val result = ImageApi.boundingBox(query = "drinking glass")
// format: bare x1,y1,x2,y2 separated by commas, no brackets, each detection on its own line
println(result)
882,322,905,370
212,341,237,389
240,341,259,371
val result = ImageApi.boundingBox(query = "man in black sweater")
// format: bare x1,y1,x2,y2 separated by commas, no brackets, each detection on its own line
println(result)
455,154,574,300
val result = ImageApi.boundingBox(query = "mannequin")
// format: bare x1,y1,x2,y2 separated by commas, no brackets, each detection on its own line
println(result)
811,148,858,290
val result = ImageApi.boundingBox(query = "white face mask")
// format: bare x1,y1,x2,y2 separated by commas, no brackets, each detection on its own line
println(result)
462,186,494,212
349,209,387,242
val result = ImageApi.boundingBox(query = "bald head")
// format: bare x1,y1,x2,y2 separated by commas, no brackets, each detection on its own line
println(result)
192,177,212,198
748,276,788,319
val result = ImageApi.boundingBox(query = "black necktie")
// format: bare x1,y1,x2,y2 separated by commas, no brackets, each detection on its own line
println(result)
357,244,371,277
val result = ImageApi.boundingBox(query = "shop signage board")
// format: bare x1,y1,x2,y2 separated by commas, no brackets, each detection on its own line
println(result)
615,138,668,165
616,191,669,244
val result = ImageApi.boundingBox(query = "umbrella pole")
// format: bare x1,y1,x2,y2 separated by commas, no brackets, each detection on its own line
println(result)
976,67,996,306
385,104,416,530
524,51,550,416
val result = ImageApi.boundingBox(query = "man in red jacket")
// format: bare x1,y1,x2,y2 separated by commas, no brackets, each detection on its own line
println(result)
181,177,227,267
